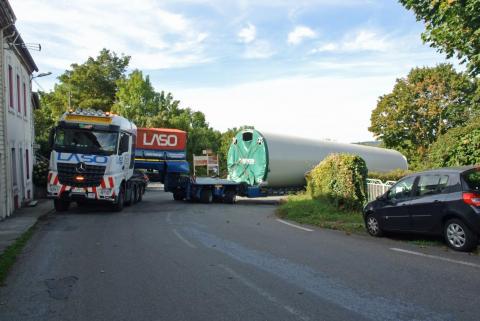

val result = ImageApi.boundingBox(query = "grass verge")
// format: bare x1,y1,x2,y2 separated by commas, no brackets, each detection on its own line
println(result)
277,193,365,234
0,224,37,285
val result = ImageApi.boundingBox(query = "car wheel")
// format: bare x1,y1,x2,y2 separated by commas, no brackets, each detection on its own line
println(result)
444,219,478,252
365,213,383,237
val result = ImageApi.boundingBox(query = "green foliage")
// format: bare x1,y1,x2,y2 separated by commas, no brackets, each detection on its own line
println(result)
427,116,480,167
306,154,368,211
33,100,55,157
112,69,221,167
33,159,49,187
35,50,223,170
369,64,478,166
399,0,480,75
42,49,130,117
277,193,364,234
368,169,412,182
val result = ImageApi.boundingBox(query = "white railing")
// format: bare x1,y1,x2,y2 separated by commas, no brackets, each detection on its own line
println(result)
367,179,396,202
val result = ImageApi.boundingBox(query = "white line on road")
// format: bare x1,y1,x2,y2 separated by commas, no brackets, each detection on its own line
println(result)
166,212,172,223
276,219,314,232
173,229,197,249
218,264,312,321
390,248,480,269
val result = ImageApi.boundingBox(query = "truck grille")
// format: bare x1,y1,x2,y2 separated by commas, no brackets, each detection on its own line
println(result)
57,163,106,187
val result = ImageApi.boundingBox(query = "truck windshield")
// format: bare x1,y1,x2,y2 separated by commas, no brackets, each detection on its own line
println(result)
54,128,118,155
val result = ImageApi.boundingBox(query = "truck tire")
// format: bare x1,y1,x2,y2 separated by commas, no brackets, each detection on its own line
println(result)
223,191,236,204
137,186,144,202
125,185,134,206
200,189,213,204
112,187,125,212
54,199,70,212
173,190,184,201
133,185,139,204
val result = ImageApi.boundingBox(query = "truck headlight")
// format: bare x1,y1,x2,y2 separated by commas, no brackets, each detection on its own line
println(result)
99,188,113,196
48,184,61,194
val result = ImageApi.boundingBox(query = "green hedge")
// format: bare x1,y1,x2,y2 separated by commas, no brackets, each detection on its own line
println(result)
306,154,367,211
33,160,49,187
368,169,411,182
427,117,480,168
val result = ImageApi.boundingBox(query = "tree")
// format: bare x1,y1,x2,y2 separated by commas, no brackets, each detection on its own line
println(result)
42,49,130,118
111,70,160,125
112,70,221,167
399,0,480,75
427,116,480,168
369,64,478,166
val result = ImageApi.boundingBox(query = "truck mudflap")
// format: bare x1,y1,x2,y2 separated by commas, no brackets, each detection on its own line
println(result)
47,171,117,201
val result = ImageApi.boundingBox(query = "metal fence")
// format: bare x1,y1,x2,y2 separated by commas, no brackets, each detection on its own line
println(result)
366,179,396,202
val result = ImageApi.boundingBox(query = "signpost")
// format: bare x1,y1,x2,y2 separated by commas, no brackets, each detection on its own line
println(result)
193,151,219,176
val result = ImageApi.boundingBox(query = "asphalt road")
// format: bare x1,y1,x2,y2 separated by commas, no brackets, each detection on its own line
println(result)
1,186,480,321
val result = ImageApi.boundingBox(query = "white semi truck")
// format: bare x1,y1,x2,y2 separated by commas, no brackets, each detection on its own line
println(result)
47,109,143,212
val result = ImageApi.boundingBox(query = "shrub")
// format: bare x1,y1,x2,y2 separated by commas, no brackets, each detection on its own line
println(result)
33,160,49,187
427,117,480,168
306,154,368,211
368,169,412,182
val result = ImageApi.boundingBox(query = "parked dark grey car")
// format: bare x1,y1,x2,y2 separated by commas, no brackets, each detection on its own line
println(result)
363,166,480,251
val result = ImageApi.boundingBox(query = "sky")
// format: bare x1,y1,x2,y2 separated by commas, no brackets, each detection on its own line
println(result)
11,0,453,142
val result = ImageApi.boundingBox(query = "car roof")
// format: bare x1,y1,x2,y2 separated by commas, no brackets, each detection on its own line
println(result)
405,165,479,177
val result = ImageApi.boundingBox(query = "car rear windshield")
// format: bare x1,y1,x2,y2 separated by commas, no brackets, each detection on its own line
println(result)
462,170,480,191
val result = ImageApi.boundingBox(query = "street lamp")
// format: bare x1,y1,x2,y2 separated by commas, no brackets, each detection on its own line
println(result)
31,72,52,79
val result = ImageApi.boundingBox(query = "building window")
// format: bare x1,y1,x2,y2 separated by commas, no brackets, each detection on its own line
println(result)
23,82,27,117
11,148,17,187
26,149,30,180
8,65,13,109
17,74,21,113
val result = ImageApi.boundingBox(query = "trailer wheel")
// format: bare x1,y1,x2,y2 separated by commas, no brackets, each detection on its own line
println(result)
173,190,184,201
200,189,213,204
133,185,139,204
223,191,236,204
54,199,70,212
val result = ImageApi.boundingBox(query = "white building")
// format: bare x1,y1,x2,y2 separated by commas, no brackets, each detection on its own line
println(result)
0,0,39,219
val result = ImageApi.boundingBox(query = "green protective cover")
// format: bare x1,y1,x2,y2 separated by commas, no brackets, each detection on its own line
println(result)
227,130,269,186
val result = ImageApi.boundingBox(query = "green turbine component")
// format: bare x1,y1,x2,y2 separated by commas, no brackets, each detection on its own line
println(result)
227,130,269,186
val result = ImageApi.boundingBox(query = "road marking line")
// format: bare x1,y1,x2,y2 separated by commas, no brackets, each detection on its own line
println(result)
173,229,197,249
218,264,311,321
166,212,172,223
276,219,313,232
390,248,480,269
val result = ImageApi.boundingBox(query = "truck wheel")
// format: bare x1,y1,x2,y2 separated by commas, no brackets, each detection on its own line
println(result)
137,186,144,202
173,190,184,201
112,187,125,212
125,186,134,206
200,189,213,204
54,199,70,212
133,185,139,204
223,191,236,204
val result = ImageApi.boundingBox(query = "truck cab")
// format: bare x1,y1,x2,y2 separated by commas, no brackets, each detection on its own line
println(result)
47,109,139,212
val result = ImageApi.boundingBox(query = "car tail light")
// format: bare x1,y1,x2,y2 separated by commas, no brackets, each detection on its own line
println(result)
463,192,480,206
